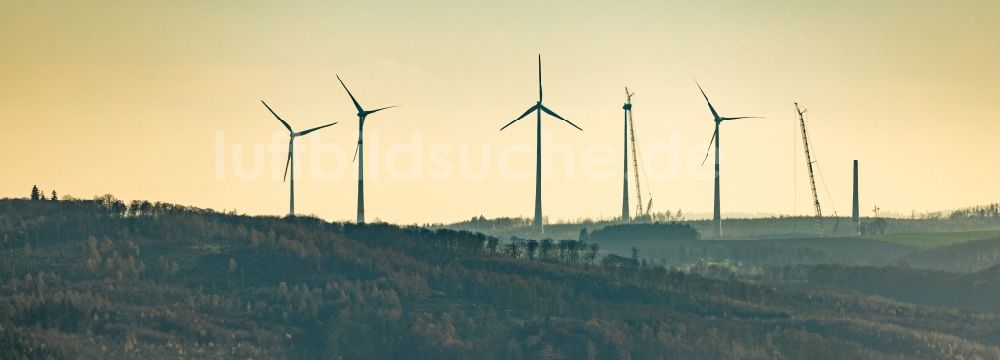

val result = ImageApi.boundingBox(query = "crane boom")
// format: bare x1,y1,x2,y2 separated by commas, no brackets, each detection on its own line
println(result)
795,102,823,230
629,108,645,217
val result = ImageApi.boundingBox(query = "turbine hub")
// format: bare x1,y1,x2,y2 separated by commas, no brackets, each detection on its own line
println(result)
623,104,632,110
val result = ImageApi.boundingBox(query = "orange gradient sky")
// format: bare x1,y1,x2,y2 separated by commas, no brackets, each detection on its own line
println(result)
2,1,998,223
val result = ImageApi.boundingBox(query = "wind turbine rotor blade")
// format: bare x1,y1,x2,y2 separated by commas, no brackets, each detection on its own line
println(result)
721,116,764,121
539,104,582,131
500,104,539,131
700,129,718,166
366,105,398,115
694,81,721,121
283,147,292,182
538,55,543,102
261,100,293,132
336,75,365,114
351,142,360,163
297,122,337,136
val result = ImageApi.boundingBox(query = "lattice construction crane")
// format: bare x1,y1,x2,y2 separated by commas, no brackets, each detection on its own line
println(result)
795,102,823,231
625,88,653,219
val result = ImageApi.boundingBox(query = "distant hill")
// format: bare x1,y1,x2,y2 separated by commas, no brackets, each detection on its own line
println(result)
3,198,1000,359
794,262,1000,315
588,222,699,242
901,236,1000,272
597,237,918,270
443,214,1000,242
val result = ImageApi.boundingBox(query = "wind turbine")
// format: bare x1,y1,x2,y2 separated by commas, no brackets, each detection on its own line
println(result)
336,75,397,224
261,100,337,216
695,81,761,238
500,55,583,233
621,87,635,223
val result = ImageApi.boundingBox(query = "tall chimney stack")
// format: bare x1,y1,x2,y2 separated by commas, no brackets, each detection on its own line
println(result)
852,160,860,235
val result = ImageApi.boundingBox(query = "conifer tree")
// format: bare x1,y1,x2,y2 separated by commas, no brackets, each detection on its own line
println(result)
30,185,40,200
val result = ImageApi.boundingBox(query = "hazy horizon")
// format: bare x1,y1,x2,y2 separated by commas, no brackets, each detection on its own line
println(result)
3,0,998,224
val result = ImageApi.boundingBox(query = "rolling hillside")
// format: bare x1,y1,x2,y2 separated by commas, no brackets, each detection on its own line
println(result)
3,198,1000,359
792,262,1000,314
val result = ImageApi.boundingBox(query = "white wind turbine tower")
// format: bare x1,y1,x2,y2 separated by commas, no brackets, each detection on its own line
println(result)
695,81,762,239
336,75,398,224
261,100,337,216
621,87,635,223
500,55,583,233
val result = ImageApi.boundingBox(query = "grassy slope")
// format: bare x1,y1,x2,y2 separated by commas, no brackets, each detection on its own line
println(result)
859,230,1000,249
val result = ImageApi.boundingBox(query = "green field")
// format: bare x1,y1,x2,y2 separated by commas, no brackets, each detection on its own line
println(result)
859,230,1000,249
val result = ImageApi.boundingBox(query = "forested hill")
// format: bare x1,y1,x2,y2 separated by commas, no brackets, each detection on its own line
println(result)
4,198,1000,359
